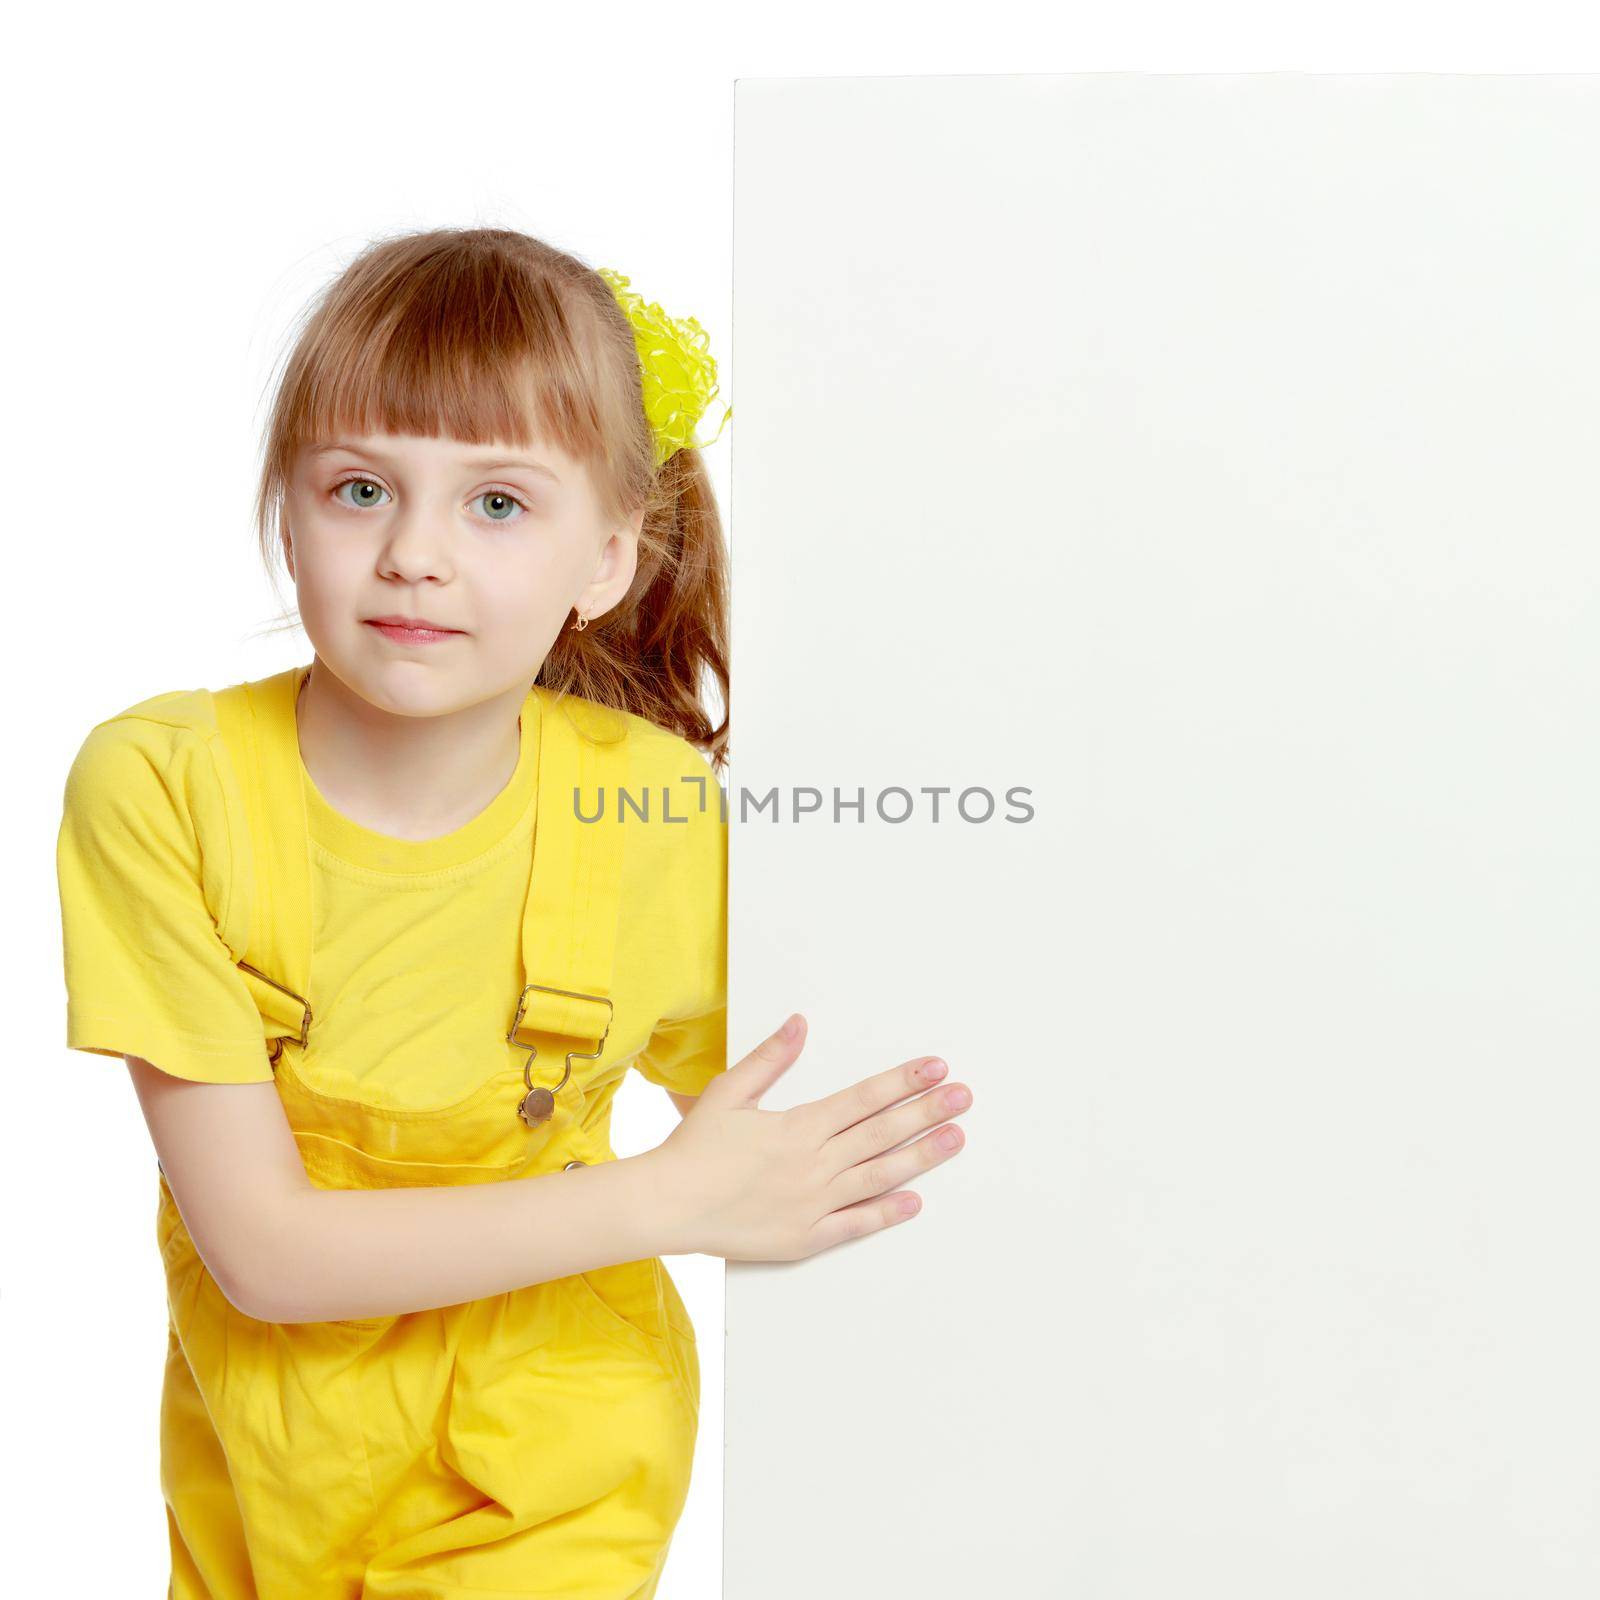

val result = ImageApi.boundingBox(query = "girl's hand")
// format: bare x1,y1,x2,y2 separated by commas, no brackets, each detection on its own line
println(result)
646,1014,972,1262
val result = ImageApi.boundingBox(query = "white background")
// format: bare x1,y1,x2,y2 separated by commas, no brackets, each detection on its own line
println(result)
729,69,1599,1597
6,4,1600,1598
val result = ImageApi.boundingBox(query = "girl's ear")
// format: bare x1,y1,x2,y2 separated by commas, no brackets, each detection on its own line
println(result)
577,508,643,623
280,510,295,581
606,507,645,587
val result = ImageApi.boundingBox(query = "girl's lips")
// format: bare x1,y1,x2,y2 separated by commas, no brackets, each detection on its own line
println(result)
364,620,464,645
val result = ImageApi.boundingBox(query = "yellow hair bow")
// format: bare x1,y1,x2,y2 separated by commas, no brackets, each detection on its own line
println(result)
598,266,732,469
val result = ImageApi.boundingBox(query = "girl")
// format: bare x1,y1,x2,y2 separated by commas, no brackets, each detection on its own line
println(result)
54,226,975,1599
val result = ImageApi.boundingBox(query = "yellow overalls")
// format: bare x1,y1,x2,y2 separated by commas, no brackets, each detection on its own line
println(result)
155,665,702,1598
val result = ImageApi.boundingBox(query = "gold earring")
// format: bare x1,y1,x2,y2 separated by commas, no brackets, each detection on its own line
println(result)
571,609,589,632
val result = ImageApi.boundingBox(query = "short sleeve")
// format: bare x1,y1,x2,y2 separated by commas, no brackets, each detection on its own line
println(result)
56,713,274,1084
634,999,728,1098
631,744,728,1097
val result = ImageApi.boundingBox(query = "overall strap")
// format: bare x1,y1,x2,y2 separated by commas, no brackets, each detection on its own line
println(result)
211,665,315,1062
508,691,632,1098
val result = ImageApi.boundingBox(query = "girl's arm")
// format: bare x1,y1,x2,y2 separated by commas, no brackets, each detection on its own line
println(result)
129,1014,971,1325
666,1089,699,1119
129,1054,682,1326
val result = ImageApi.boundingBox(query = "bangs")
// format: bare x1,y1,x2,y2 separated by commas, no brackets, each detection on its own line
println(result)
278,246,608,464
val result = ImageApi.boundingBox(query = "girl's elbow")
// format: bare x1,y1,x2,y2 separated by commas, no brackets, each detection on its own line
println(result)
216,1209,314,1324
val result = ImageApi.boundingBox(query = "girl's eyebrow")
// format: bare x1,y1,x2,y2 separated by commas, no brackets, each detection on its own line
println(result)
308,441,562,485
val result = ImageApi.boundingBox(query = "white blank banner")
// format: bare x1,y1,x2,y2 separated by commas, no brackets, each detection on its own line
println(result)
727,74,1600,1596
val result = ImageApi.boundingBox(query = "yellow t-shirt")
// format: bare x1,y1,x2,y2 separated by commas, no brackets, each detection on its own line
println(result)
55,680,728,1113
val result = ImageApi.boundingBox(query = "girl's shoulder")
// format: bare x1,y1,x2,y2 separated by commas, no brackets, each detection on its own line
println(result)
64,683,231,821
610,707,723,831
584,702,725,899
95,681,221,727
553,687,721,801
59,682,244,955
620,707,718,783
66,681,225,776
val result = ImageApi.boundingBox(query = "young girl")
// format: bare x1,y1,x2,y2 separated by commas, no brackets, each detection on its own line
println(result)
54,226,974,1599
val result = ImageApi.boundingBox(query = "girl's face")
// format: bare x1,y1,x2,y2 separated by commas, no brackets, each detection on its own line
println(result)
282,429,642,715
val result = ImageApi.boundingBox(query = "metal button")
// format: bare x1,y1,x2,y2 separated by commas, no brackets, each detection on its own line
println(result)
564,1159,587,1171
519,1087,556,1126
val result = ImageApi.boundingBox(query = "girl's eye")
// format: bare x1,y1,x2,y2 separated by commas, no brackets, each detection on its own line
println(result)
474,489,528,523
333,477,390,509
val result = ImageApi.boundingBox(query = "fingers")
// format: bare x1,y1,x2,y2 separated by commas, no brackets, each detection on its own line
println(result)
719,1012,808,1106
824,1106,966,1213
804,1096,970,1255
822,1071,973,1174
805,1182,927,1254
801,1053,954,1140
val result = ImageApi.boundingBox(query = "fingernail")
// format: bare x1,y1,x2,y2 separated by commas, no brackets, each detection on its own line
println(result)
782,1015,800,1039
937,1128,960,1150
920,1059,947,1080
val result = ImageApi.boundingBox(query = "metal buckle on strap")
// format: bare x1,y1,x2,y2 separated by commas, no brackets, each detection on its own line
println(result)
507,982,613,1128
239,960,313,1065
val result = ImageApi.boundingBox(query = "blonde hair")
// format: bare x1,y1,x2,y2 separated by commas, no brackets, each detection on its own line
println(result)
252,226,729,768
